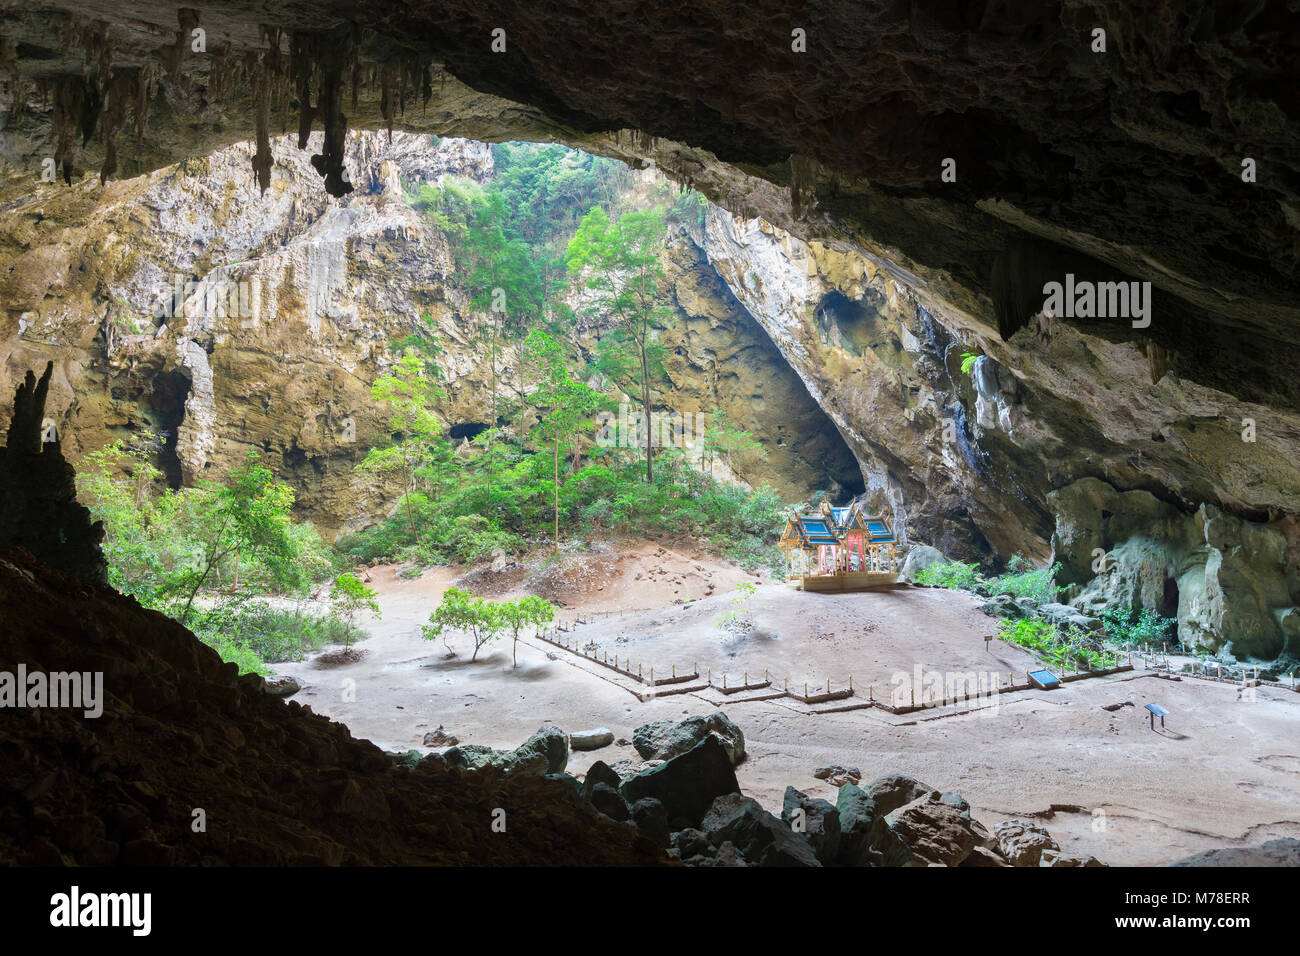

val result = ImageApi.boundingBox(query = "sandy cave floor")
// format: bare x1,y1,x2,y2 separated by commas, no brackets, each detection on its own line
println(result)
274,543,1300,866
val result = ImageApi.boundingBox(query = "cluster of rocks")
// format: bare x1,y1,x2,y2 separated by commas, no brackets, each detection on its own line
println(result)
979,593,1104,634
420,707,1102,867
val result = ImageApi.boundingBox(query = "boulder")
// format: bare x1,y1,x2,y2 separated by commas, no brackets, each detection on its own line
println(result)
900,545,946,583
701,794,820,867
812,765,860,787
886,792,983,866
781,787,841,864
865,773,934,816
609,759,645,779
421,726,458,747
979,593,1036,619
632,712,746,765
263,676,301,698
569,727,615,751
582,760,623,801
393,749,424,769
713,842,748,867
500,750,550,775
440,744,501,772
1036,602,1103,632
835,783,914,867
669,828,712,859
1168,838,1300,867
1040,849,1106,867
441,726,566,776
630,798,670,848
618,736,740,830
588,782,629,822
994,819,1060,867
544,773,584,799
513,725,569,774
960,846,1010,867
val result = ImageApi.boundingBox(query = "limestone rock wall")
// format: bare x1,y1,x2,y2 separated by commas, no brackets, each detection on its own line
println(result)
1051,478,1298,660
698,206,1300,658
0,131,856,533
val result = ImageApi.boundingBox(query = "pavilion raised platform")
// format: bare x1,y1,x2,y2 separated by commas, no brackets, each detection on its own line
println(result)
795,570,900,592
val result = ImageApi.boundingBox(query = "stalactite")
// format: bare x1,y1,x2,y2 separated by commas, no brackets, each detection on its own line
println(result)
249,27,286,195
173,8,200,81
126,63,158,145
790,154,820,220
350,21,361,111
290,31,318,150
1,37,23,117
99,68,138,184
51,74,99,184
380,61,397,142
293,27,356,197
250,51,273,194
208,46,233,101
1146,340,1170,384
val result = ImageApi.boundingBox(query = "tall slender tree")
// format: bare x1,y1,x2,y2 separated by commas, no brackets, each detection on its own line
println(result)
525,328,601,552
565,206,671,481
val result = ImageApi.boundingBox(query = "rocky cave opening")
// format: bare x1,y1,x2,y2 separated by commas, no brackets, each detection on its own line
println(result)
448,422,489,442
149,368,190,490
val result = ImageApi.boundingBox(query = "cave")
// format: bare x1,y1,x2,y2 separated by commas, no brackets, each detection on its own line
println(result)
448,422,488,441
149,368,190,490
1,0,1299,899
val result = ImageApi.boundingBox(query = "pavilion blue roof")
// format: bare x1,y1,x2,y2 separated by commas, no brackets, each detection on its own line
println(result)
798,517,840,544
864,517,896,542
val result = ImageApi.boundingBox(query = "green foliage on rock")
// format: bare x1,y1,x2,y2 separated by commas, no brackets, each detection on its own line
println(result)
914,560,983,590
998,618,1120,671
983,556,1062,602
1098,607,1177,647
916,555,1062,604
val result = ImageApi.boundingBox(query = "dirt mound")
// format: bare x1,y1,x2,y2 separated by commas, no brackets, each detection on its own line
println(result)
518,541,754,610
0,548,665,866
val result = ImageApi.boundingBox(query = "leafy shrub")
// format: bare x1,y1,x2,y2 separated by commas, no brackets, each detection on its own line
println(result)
915,560,982,590
1099,607,1177,647
186,600,357,663
983,557,1061,602
446,515,525,564
194,628,270,677
998,618,1120,671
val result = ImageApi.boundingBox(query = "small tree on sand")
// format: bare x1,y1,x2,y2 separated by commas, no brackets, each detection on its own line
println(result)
329,572,380,654
422,586,504,662
500,594,556,668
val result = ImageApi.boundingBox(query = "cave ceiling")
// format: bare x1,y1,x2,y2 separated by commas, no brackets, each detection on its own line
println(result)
1,1,1297,408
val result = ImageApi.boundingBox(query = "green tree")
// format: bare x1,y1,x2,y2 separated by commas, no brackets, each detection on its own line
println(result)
328,572,380,653
525,328,602,551
76,435,172,603
566,205,672,482
421,586,504,662
499,594,555,668
358,348,445,541
176,451,300,625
